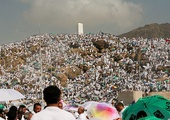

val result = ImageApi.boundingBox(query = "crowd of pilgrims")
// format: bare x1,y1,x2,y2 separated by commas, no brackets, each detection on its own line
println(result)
0,32,170,106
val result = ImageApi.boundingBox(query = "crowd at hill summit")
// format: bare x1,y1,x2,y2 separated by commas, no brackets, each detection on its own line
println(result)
0,32,170,106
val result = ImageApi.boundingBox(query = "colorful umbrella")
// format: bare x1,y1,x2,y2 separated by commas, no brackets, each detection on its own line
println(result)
123,95,170,120
83,102,120,120
82,101,98,110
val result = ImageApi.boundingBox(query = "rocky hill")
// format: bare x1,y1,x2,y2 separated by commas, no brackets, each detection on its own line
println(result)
1,26,170,103
118,23,170,39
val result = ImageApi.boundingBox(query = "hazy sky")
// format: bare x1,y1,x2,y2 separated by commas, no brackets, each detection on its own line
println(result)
0,0,170,45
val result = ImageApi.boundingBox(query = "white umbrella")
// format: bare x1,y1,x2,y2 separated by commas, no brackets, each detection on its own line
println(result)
0,89,25,101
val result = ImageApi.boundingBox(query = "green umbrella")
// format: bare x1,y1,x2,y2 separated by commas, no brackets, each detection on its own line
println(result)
138,116,162,120
122,95,170,120
0,104,4,109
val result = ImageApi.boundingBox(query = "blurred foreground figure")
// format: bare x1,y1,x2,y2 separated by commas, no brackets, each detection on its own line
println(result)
31,85,76,120
0,109,5,120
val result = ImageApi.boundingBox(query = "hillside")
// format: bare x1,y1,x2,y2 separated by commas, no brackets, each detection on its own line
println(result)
1,25,170,103
118,23,170,39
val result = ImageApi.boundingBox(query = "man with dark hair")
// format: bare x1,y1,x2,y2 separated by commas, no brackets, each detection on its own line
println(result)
115,102,127,118
31,85,76,120
18,105,27,120
32,103,42,114
75,106,88,120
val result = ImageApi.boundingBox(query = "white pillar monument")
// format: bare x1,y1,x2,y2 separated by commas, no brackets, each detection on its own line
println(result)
77,23,83,35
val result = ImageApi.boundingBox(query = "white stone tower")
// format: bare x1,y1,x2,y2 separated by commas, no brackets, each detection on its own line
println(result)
77,23,83,35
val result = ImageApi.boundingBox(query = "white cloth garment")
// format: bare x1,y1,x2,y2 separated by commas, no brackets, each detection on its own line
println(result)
0,117,4,120
76,112,88,120
31,106,76,120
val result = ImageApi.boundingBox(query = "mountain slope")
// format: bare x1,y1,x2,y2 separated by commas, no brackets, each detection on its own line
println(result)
118,23,170,39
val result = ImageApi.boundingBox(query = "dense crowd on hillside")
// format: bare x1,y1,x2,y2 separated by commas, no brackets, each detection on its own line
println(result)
0,33,170,106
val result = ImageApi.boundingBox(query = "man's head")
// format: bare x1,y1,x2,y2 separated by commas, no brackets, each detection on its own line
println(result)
18,105,27,114
24,112,33,120
43,85,61,104
115,102,124,112
33,103,42,113
78,106,85,114
112,98,118,106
